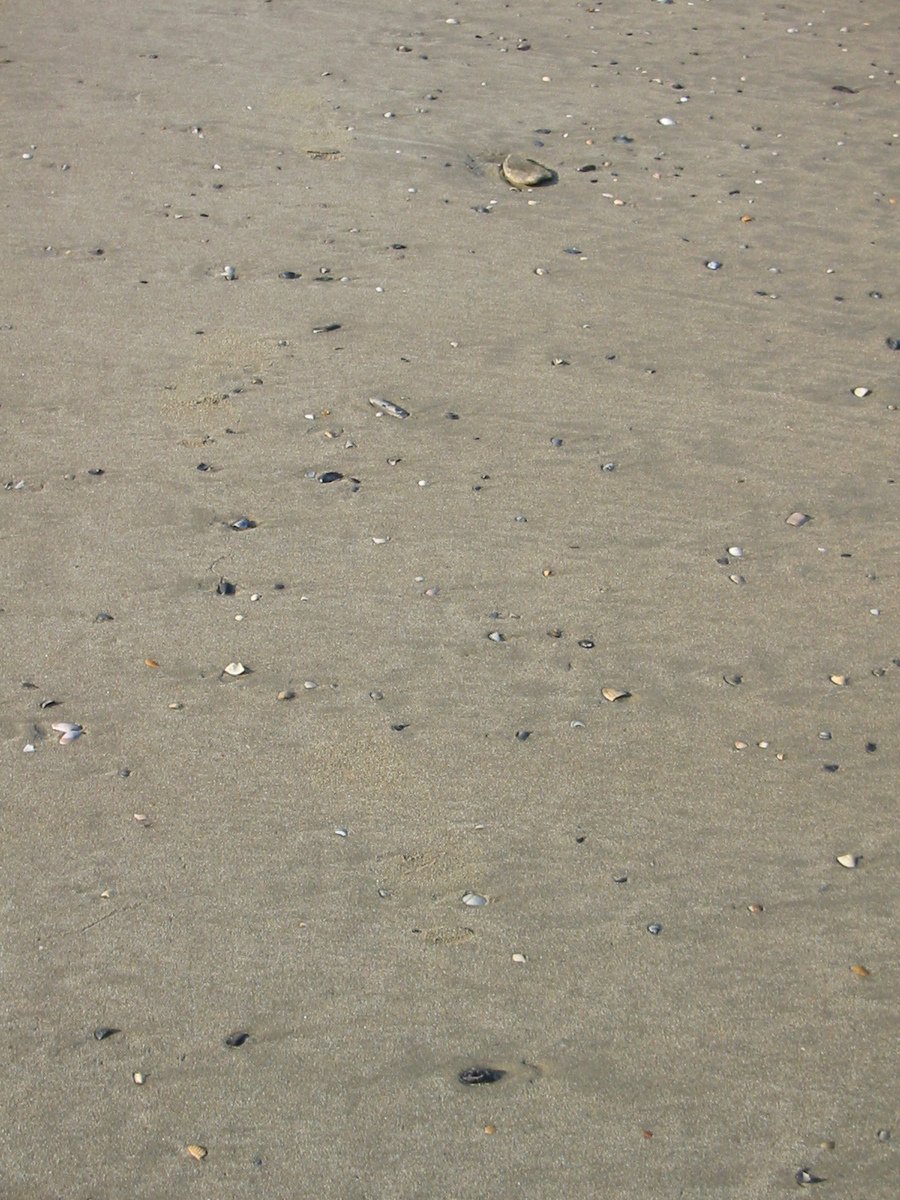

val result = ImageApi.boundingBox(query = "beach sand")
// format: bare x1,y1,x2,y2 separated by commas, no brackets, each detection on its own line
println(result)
1,1,897,1196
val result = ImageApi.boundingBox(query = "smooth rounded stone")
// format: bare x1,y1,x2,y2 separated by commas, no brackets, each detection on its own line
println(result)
500,153,556,189
458,1066,504,1085
876,1129,891,1141
462,892,487,907
658,116,676,126
276,689,294,701
578,639,595,650
785,511,811,527
279,270,300,279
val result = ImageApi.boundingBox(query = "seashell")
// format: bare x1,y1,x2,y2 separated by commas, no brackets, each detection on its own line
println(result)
658,116,676,126
829,674,848,686
500,154,556,189
458,1066,505,1085
851,386,871,398
646,922,662,935
144,658,159,668
601,687,630,702
462,892,487,907
223,662,246,676
52,721,83,744
747,903,764,914
224,1031,249,1047
849,964,870,978
785,511,810,527
705,260,722,270
317,470,343,484
93,1026,118,1040
186,1144,208,1161
221,265,236,280
230,516,254,530
728,546,744,557
368,396,410,419
132,1072,145,1084
512,953,527,963
836,853,860,869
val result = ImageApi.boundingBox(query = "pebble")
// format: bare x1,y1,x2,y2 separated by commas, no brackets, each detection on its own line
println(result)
224,1032,249,1047
657,117,676,126
458,1066,504,1085
132,1072,145,1085
876,1129,891,1141
786,512,811,527
500,154,556,189
728,546,744,557
276,689,294,701
318,471,343,483
231,517,254,530
93,1026,118,1041
829,674,848,686
279,270,300,280
705,260,722,271
512,953,527,963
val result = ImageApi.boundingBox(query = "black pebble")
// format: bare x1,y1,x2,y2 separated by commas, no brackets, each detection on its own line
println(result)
864,742,877,753
93,1027,118,1041
822,763,839,773
390,723,408,732
389,243,407,250
576,164,597,172
312,323,341,334
886,337,900,350
445,411,459,419
87,467,104,476
318,471,343,484
94,611,114,622
279,271,300,279
216,578,235,596
196,462,211,471
224,1031,249,1047
515,730,531,741
550,437,563,447
459,1066,505,1086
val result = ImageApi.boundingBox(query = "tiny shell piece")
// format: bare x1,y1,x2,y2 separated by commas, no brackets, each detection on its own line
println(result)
223,662,246,676
601,687,630,702
144,658,159,668
829,674,848,686
462,892,487,907
186,1144,208,1161
51,721,83,744
849,964,870,978
836,853,860,869
133,1072,145,1085
852,386,871,398
786,512,811,527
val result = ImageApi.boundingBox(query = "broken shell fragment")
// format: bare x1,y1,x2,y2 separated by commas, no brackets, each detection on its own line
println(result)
836,853,860,869
368,396,410,419
51,721,83,744
852,386,872,398
186,1144,208,1161
462,892,488,907
786,512,811,527
500,154,556,189
829,674,848,686
223,662,247,677
849,964,870,978
601,687,630,702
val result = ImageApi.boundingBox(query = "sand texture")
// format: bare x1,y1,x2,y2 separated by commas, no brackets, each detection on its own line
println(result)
1,1,897,1196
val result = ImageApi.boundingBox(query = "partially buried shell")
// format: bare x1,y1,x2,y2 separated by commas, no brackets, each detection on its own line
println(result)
52,721,83,744
500,154,556,189
601,687,630,702
186,1144,208,1161
368,396,410,419
223,662,246,677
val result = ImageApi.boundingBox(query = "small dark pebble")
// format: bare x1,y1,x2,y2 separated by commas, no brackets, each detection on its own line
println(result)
196,462,211,471
550,437,563,447
613,134,634,144
389,243,407,250
445,411,459,419
391,723,408,732
563,247,582,255
216,578,235,596
515,730,531,741
87,467,104,476
93,1027,118,1041
95,611,114,622
822,763,839,773
576,163,597,173
832,85,858,94
118,768,131,778
224,1031,249,1047
575,835,586,843
279,271,300,279
312,323,341,334
318,471,343,484
273,582,285,590
459,1066,505,1086
886,337,900,350
864,742,877,753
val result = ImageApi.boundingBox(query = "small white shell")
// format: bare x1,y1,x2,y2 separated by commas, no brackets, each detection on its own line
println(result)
221,265,236,280
836,853,860,869
658,116,676,126
462,892,488,907
223,662,246,676
51,721,83,744
852,386,871,398
728,546,744,557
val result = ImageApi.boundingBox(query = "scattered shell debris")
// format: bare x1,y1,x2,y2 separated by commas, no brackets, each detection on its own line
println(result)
186,1144,208,1162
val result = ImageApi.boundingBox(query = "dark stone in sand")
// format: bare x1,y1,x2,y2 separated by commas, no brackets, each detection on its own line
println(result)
459,1066,505,1085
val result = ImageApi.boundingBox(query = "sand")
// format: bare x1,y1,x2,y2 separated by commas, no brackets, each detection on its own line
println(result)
1,1,897,1196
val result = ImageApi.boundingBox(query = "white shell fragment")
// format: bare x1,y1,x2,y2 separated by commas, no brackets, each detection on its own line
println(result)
786,512,811,527
658,117,676,126
836,853,860,869
368,396,410,419
462,892,488,907
223,662,247,677
852,386,871,398
829,674,848,686
221,265,236,280
51,721,83,744
601,687,630,702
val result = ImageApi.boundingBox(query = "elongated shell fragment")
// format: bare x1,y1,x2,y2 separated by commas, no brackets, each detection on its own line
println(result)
368,396,410,419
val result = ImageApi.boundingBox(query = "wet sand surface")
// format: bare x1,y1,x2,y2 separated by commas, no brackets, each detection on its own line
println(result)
1,1,897,1196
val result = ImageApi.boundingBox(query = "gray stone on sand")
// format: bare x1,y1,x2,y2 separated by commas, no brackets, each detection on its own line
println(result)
500,154,556,189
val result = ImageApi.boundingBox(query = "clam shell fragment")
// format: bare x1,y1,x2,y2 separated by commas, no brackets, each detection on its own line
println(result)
601,687,630,702
368,396,409,419
223,662,247,677
836,853,860,869
51,721,83,744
